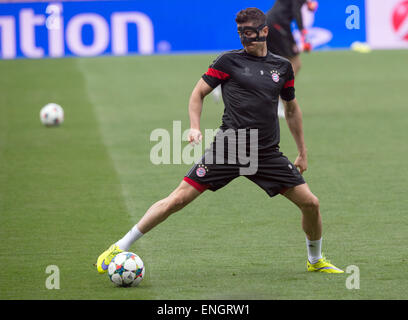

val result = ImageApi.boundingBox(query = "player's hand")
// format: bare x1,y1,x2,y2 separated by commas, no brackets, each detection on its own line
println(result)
303,42,312,52
294,153,307,175
301,29,312,52
188,128,202,145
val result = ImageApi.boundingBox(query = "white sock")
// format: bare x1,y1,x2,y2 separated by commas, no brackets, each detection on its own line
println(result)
115,225,144,251
306,237,322,264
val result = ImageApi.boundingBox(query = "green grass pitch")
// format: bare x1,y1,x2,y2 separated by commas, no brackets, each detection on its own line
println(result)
0,50,407,300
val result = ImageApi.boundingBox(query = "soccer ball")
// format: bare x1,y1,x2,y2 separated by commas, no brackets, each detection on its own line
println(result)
108,252,145,287
40,103,64,126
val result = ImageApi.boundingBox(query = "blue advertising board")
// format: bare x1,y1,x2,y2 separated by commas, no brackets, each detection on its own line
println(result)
0,0,366,59
305,0,366,50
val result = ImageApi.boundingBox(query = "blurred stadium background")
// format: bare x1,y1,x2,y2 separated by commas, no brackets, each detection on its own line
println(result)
0,0,408,59
1,0,408,58
1,0,407,300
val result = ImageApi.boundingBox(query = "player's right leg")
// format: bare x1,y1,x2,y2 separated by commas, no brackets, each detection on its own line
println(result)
96,180,202,274
135,179,202,234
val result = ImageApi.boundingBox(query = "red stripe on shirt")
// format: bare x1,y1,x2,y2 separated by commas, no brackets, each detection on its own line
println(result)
205,68,230,80
273,23,282,31
284,79,295,88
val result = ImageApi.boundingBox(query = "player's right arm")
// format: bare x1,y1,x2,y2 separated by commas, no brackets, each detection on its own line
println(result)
188,79,213,144
188,53,232,145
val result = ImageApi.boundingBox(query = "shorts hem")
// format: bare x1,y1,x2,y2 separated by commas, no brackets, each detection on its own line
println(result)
183,177,209,193
278,181,306,196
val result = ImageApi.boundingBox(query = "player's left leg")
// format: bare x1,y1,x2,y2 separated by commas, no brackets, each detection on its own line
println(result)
282,183,321,241
282,183,344,273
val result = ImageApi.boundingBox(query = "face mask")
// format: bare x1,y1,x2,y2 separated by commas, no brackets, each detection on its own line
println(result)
238,23,267,45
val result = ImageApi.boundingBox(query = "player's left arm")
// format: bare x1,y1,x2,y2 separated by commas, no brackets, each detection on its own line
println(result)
280,61,307,173
283,98,307,174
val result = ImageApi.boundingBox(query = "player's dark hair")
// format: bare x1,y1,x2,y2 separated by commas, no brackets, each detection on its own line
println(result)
235,7,266,26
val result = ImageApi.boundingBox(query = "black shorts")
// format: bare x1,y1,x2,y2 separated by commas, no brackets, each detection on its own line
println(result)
184,149,305,197
266,23,299,59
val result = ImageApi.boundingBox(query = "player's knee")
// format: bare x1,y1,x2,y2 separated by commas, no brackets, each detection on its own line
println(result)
165,192,189,213
301,195,320,212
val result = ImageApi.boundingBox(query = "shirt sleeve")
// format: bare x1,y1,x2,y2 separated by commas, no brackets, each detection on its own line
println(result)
202,53,232,88
280,62,296,101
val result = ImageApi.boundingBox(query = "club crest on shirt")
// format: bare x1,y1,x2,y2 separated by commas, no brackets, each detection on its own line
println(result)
271,70,280,83
196,164,208,177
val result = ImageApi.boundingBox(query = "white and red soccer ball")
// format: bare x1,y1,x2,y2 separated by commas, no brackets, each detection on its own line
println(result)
40,103,64,126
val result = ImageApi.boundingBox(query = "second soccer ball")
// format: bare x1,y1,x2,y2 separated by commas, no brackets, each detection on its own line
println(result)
40,103,64,126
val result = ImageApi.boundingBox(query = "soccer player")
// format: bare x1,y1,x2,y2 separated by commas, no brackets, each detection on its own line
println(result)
266,0,318,117
96,7,343,274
